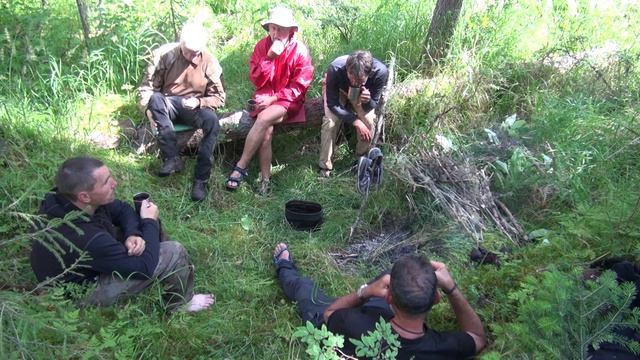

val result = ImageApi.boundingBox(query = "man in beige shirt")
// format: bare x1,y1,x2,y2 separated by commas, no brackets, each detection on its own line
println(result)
138,23,225,201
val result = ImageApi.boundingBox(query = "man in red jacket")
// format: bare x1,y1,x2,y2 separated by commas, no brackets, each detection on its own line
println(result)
30,157,214,312
226,6,314,195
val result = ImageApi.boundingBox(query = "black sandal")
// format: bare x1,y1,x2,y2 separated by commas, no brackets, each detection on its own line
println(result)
226,165,248,191
272,243,292,265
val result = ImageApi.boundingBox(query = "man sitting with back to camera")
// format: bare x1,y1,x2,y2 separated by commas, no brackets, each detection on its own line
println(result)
30,156,214,312
273,243,486,359
318,50,388,178
138,22,225,201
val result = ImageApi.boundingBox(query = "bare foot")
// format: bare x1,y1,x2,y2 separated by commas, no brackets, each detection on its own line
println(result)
273,243,290,262
184,294,215,312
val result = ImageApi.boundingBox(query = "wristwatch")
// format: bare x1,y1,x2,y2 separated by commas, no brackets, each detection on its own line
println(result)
357,284,368,300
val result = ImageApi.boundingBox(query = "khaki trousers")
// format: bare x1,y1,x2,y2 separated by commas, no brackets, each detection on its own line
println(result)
82,241,194,311
318,89,376,171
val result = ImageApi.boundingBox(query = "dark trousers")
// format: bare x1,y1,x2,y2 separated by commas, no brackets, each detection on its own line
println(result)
147,92,220,181
276,260,336,328
276,260,392,328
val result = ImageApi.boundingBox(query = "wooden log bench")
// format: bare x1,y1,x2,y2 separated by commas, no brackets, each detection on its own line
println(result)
131,97,325,154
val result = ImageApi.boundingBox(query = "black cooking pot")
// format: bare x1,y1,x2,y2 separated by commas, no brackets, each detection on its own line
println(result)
285,200,323,231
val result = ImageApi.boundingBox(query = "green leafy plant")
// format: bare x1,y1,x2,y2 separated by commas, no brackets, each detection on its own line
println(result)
293,318,400,360
292,322,345,360
495,269,640,359
350,317,401,360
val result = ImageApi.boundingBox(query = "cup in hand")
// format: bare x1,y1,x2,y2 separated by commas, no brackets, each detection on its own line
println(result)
348,86,362,103
246,99,257,112
269,40,285,56
133,192,151,215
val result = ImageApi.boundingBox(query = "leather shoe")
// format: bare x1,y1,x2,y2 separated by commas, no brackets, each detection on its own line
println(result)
191,179,208,201
158,157,184,177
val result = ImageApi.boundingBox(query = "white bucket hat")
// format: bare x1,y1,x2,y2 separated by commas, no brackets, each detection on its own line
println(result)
260,6,298,32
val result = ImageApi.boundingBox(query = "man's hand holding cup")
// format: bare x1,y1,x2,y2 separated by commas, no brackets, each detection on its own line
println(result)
140,199,159,220
134,192,159,221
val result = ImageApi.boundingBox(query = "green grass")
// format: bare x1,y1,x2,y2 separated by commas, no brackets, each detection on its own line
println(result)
2,0,640,358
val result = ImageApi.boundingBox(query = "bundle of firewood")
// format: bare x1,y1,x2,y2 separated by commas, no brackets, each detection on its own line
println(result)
398,148,525,245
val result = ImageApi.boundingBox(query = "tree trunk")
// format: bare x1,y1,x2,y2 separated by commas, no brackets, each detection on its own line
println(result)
169,0,179,41
75,0,91,53
423,0,463,72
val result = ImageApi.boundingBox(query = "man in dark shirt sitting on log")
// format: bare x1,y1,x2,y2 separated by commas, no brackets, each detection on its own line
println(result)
30,156,214,312
273,243,486,359
318,50,388,178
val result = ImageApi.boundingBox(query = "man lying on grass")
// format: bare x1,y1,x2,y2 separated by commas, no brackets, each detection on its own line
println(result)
273,243,486,359
30,156,214,312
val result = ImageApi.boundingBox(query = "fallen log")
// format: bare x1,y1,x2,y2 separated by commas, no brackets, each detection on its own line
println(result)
131,97,324,154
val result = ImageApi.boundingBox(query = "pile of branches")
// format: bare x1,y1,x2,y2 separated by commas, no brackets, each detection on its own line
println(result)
398,149,525,245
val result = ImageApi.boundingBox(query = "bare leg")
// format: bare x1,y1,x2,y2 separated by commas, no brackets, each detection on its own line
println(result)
227,105,285,186
258,125,275,180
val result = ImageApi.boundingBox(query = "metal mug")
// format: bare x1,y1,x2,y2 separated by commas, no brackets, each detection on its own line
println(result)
246,99,257,112
133,192,150,214
348,86,361,103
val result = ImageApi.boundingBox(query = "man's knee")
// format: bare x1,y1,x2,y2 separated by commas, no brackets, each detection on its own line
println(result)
198,109,220,134
147,92,166,111
363,110,376,130
160,241,191,267
161,240,187,254
321,115,339,132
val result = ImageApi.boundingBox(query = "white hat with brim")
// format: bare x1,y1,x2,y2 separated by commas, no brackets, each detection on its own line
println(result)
260,6,298,32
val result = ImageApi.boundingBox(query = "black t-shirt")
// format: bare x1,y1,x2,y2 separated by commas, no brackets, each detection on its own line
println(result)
327,305,476,360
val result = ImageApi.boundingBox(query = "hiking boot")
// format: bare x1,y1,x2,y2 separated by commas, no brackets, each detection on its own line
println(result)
158,157,184,177
191,179,208,201
368,147,384,187
356,156,372,194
